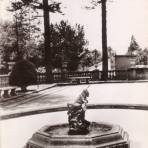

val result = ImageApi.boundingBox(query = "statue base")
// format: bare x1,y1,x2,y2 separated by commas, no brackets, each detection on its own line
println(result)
26,122,130,148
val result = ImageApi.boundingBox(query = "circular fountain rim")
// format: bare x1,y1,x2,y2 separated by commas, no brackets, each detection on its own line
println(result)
1,103,148,120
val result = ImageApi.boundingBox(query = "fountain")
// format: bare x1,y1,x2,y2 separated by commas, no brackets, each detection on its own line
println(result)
26,89,130,148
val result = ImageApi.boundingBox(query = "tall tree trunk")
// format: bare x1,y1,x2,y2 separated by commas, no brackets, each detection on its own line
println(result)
101,0,108,80
15,16,22,61
43,0,53,83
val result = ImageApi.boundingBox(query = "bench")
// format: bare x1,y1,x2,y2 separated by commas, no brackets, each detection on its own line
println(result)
0,86,18,99
69,77,90,84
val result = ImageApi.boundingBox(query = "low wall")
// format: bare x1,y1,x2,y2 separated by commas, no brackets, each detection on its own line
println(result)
128,68,148,80
1,69,148,87
0,74,9,87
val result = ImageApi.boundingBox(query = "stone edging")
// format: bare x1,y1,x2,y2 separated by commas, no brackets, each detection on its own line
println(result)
1,103,148,120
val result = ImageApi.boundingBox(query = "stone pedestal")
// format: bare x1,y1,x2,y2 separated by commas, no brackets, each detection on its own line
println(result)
26,122,130,148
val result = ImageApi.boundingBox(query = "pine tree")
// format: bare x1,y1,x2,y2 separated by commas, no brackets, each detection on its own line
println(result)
127,35,140,55
49,21,88,71
8,1,41,60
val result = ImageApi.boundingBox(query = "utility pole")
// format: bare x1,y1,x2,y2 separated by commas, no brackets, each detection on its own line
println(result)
43,0,52,83
101,0,108,80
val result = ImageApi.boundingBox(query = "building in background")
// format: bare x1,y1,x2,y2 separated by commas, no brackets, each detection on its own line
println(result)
115,55,136,70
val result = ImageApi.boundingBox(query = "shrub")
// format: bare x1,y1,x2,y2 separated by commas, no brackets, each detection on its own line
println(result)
9,59,37,92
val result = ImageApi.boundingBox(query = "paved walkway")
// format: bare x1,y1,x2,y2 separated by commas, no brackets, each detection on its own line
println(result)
0,84,56,115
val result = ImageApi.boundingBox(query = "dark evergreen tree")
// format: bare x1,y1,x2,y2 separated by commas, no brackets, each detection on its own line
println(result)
49,21,88,71
127,35,140,55
9,59,37,92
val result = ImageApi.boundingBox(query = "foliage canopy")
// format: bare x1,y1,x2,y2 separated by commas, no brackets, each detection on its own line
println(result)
9,59,37,90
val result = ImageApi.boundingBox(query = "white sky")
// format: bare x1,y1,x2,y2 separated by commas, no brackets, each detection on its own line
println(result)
0,0,148,54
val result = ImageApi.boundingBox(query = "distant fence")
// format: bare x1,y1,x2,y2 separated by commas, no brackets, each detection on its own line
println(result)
52,71,102,82
108,70,128,80
37,73,47,84
37,70,129,84
52,70,130,82
1,69,148,87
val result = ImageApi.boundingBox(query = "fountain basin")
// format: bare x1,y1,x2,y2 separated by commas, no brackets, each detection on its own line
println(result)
26,122,130,148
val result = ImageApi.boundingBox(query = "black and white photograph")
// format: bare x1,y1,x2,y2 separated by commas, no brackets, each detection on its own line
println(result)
0,0,148,148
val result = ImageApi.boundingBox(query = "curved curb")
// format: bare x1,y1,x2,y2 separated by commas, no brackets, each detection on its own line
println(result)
1,103,148,120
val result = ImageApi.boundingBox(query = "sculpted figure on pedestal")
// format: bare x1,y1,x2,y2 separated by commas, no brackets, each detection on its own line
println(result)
67,89,90,135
